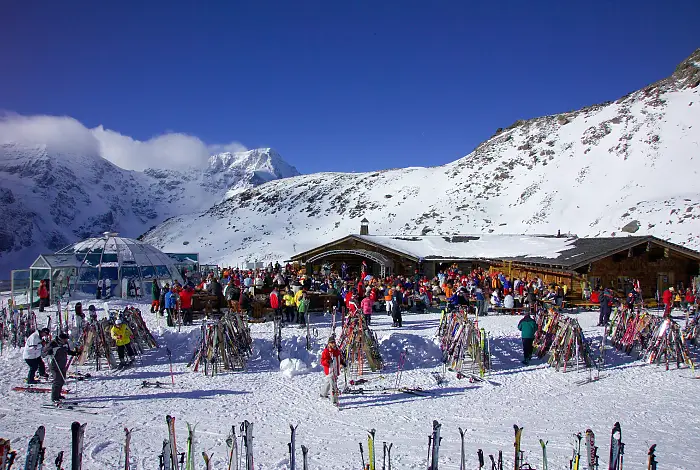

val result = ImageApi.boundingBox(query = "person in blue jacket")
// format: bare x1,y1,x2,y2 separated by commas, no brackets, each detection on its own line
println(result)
164,286,179,327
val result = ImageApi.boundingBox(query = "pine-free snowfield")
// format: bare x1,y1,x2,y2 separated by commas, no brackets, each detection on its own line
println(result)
1,298,698,469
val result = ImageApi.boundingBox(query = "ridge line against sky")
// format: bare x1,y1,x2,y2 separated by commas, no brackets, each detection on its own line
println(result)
1,0,699,173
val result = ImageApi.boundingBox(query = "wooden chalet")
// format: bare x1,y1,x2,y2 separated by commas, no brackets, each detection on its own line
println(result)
290,223,700,299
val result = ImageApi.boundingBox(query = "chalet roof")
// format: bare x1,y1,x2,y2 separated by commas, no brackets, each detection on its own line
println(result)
291,233,700,270
504,235,700,269
354,234,577,262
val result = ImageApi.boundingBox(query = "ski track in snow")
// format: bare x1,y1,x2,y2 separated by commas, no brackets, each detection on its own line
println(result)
1,296,699,469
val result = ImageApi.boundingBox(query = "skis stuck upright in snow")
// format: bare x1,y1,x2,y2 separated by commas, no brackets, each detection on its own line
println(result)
608,422,624,470
8,417,665,468
428,420,442,470
240,420,254,470
288,424,298,470
123,427,132,470
24,425,45,470
71,421,87,470
226,425,238,470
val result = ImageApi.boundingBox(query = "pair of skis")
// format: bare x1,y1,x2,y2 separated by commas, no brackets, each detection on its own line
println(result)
570,432,583,469
427,420,441,470
359,430,392,470
222,421,254,470
458,428,489,470
608,422,624,470
24,423,85,470
288,424,309,470
240,420,254,470
360,429,394,470
162,415,184,470
163,415,205,470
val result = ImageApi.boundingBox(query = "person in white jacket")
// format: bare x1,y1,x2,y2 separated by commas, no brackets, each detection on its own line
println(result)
504,291,515,310
23,328,50,384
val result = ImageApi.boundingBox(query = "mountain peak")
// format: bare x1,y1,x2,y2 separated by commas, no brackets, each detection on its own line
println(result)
208,147,300,180
672,48,700,88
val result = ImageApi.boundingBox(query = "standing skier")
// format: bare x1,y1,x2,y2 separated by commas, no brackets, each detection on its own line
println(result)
517,312,537,365
110,318,135,367
361,293,373,325
151,279,161,313
598,288,614,326
180,284,194,325
319,336,344,400
391,287,403,327
23,328,50,384
270,286,282,318
37,279,49,312
662,286,674,317
297,291,310,326
165,286,179,327
46,333,80,405
74,302,86,337
159,283,169,317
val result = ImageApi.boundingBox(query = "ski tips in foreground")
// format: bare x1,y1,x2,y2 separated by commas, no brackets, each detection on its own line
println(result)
7,419,661,469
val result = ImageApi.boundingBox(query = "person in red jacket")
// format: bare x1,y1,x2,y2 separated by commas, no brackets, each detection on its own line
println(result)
37,279,49,312
662,287,674,316
319,336,344,403
269,286,281,318
179,285,194,325
684,288,695,310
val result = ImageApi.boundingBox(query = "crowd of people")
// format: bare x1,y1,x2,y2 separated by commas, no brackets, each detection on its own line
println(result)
22,259,699,408
168,262,582,331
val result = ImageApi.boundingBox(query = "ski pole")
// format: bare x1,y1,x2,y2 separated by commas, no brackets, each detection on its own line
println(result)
382,442,386,470
426,436,432,470
166,347,175,386
359,442,365,470
386,443,392,470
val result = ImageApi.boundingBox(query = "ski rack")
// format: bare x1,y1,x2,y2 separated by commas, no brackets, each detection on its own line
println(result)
338,310,383,382
437,307,491,378
533,308,593,372
188,312,253,375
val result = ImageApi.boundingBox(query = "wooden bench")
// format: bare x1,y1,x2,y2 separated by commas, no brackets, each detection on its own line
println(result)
489,306,526,315
566,301,600,313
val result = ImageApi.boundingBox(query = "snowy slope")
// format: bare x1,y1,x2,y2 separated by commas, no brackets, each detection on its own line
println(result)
0,146,299,273
1,297,698,469
143,50,700,266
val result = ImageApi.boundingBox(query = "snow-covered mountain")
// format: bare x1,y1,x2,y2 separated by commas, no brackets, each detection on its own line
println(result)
0,146,299,273
143,49,700,266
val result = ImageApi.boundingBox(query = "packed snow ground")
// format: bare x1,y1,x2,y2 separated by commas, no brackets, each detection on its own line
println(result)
1,296,699,469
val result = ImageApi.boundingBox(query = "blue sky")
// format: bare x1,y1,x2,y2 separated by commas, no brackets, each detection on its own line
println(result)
1,0,698,173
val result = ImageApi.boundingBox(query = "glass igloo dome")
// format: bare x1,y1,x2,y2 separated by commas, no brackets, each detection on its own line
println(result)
54,232,185,297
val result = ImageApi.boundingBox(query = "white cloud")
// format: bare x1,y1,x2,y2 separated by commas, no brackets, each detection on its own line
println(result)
0,113,247,171
0,113,100,156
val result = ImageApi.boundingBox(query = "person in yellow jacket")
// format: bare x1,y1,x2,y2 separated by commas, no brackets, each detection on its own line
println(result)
283,289,296,324
111,318,135,368
294,287,305,306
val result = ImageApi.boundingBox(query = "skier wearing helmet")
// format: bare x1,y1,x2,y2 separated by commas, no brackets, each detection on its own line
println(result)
110,318,135,368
